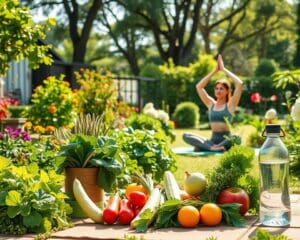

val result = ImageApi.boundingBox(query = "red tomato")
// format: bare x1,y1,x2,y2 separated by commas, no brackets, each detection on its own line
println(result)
128,191,147,207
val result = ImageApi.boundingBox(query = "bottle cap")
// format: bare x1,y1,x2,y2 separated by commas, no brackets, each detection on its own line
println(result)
265,124,281,134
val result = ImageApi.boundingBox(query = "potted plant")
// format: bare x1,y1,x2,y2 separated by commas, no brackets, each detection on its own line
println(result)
55,114,123,215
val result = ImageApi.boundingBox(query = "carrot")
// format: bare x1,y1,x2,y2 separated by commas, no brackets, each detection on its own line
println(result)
103,195,120,224
119,199,135,225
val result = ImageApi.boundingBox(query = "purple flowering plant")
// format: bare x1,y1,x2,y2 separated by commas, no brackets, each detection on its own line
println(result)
0,127,57,170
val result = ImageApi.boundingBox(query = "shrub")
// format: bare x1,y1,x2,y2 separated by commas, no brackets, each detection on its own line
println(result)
23,75,77,129
255,58,277,77
7,105,29,118
172,101,200,128
159,60,193,113
74,69,119,124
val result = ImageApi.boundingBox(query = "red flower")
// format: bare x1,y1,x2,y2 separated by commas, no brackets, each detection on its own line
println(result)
270,95,277,102
251,92,261,103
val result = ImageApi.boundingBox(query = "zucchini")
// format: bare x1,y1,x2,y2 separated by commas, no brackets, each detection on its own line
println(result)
130,187,161,231
73,178,103,223
163,171,181,200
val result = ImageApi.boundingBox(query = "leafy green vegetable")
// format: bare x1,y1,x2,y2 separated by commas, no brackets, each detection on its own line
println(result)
154,199,203,229
250,228,293,240
0,162,72,235
219,203,246,227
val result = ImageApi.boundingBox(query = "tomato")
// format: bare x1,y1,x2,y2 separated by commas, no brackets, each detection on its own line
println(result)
128,191,147,207
125,183,148,198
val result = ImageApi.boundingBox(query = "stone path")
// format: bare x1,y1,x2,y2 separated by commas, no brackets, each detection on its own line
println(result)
1,195,300,240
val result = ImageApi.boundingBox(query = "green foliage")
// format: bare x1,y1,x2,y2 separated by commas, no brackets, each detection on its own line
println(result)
255,58,277,77
272,69,300,94
189,54,216,81
125,113,175,142
24,75,77,128
250,228,293,240
154,199,245,229
0,0,55,75
201,145,259,213
140,63,162,80
172,102,200,128
159,60,194,113
116,128,177,183
57,135,123,193
0,162,72,234
0,128,57,170
7,105,28,118
74,69,118,120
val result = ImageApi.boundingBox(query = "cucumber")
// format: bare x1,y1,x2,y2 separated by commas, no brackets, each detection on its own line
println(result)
164,171,181,200
73,178,103,223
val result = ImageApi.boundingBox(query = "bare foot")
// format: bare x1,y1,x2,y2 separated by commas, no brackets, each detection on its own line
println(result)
210,145,225,152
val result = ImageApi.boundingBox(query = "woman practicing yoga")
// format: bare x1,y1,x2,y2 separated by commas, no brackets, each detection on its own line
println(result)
183,54,243,151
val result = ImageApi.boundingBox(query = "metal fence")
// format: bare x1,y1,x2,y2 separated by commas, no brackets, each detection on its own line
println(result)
4,60,161,110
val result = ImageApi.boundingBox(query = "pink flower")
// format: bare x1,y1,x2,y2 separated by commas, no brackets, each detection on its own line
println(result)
251,92,261,103
270,95,277,102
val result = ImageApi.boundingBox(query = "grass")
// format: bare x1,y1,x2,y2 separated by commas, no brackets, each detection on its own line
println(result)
171,124,300,193
170,124,258,188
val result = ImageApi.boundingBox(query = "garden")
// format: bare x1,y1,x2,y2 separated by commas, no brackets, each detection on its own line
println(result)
1,0,300,240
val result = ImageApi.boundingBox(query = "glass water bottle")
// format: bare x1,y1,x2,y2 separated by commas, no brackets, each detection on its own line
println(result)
259,124,291,226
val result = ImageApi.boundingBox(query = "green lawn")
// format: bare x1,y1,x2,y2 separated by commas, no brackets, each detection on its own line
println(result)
171,124,300,193
171,124,258,188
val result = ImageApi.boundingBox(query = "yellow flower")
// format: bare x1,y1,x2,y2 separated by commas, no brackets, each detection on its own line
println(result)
34,125,45,134
24,121,32,129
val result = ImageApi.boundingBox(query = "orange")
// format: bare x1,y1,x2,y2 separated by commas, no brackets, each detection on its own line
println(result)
199,203,222,226
177,205,200,228
125,183,148,199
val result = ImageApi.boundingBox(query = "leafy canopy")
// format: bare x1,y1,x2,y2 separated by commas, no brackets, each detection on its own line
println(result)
0,0,55,75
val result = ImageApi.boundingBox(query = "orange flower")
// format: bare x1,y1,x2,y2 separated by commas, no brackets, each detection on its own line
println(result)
60,94,67,100
45,125,56,132
48,105,57,113
64,81,70,87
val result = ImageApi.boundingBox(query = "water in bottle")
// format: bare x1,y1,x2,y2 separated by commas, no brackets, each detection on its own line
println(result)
259,124,291,226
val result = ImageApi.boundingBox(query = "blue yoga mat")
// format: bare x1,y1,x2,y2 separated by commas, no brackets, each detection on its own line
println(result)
172,146,224,156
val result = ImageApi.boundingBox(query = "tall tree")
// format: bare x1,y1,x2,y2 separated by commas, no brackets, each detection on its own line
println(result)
99,4,148,75
22,0,103,63
115,0,203,66
294,0,300,68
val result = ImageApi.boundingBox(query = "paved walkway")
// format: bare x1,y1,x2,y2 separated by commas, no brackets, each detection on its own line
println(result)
1,195,300,240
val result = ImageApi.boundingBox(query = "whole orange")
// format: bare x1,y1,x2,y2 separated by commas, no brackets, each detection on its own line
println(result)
177,205,200,228
125,183,148,199
199,203,222,226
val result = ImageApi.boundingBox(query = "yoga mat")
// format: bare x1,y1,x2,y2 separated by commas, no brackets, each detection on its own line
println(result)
172,146,224,156
172,147,260,157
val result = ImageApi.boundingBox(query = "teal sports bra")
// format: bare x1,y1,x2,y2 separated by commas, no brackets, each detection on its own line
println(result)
208,104,233,123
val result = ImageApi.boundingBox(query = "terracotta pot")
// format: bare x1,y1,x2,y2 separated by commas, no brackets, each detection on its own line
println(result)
65,167,104,203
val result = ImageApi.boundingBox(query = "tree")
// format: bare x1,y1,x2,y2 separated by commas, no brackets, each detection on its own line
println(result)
294,0,300,67
99,3,151,75
22,0,103,63
0,0,54,75
115,0,203,66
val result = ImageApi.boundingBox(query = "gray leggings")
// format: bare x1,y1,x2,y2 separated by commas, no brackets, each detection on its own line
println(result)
183,131,232,151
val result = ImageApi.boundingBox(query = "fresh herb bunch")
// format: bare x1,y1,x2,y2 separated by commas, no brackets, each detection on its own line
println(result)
201,145,259,212
0,159,72,234
153,199,245,230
